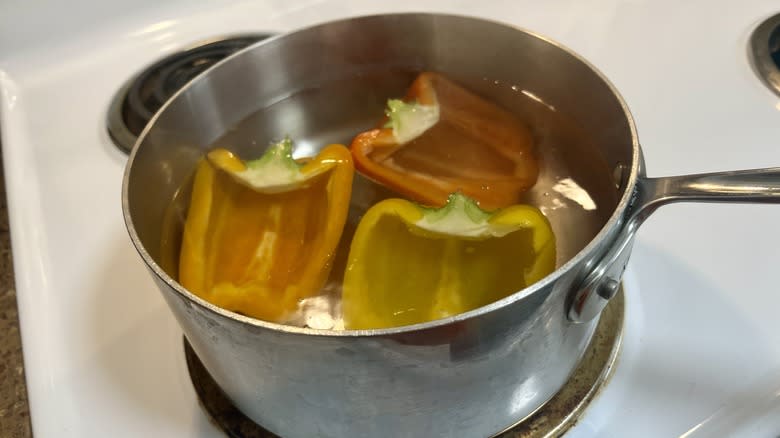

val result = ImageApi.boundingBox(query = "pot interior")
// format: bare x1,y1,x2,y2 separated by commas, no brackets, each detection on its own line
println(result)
125,13,635,327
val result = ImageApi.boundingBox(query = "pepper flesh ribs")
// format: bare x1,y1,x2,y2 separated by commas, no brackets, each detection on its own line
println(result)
351,72,539,210
342,193,556,330
178,139,353,322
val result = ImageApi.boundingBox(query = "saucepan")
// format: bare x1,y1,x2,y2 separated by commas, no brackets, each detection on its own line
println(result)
121,13,780,437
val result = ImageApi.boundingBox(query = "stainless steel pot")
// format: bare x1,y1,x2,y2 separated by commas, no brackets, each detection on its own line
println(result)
122,13,780,437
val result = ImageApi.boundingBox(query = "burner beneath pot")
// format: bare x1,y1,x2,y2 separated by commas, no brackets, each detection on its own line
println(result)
749,12,780,97
106,34,272,154
184,289,623,438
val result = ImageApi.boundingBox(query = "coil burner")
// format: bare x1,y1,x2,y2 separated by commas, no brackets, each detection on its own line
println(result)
749,13,780,97
106,34,271,153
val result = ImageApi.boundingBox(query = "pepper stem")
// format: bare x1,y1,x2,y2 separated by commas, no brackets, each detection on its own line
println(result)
412,192,504,238
246,137,300,171
382,98,440,144
423,192,492,224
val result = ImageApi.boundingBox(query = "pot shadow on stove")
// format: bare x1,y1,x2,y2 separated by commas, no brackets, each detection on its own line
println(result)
83,232,210,433
614,240,780,434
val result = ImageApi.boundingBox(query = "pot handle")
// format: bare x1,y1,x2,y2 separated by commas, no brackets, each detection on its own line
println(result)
568,167,780,323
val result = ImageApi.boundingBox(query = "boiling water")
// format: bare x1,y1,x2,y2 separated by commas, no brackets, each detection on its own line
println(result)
160,70,618,329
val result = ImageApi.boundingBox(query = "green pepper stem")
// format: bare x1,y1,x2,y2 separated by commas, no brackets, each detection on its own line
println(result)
413,192,508,238
246,137,300,171
383,99,440,144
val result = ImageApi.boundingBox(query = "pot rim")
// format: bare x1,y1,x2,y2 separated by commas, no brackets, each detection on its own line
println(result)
121,12,640,338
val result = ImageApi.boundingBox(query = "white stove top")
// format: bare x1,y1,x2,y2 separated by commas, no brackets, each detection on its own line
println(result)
2,1,780,436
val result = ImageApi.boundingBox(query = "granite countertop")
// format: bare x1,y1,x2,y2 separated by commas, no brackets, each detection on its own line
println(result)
0,153,32,437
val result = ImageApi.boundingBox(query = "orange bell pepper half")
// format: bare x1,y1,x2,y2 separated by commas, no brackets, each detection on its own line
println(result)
179,138,353,322
351,72,538,210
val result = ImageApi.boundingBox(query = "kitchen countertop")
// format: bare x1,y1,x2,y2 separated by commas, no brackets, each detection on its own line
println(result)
0,152,32,438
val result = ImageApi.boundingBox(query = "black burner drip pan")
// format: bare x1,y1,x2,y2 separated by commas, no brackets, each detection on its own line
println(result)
107,34,272,154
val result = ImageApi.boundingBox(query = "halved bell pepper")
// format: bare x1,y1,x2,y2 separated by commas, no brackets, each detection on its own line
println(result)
351,72,539,210
342,193,555,330
179,138,353,322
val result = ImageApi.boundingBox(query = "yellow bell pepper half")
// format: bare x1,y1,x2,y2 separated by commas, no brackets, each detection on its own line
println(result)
342,193,556,330
179,138,354,322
